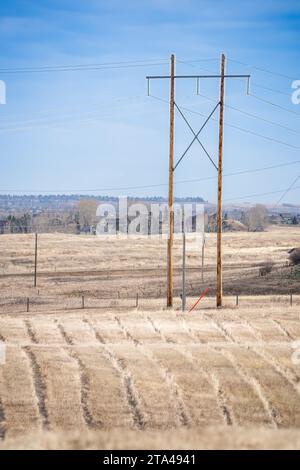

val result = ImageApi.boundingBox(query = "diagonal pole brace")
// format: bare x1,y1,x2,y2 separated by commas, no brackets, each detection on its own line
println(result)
174,101,219,171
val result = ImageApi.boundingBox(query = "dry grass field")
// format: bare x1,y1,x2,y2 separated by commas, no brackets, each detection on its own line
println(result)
0,225,299,307
1,306,300,449
0,226,300,449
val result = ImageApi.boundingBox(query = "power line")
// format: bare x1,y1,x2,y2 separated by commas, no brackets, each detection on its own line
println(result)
0,57,218,73
0,160,299,194
251,83,291,97
179,59,292,98
2,186,300,219
0,95,144,125
225,185,300,202
223,119,300,150
0,60,169,74
197,92,300,135
0,96,147,133
274,175,300,207
6,92,300,142
228,57,297,81
0,58,167,71
249,94,300,117
150,94,300,150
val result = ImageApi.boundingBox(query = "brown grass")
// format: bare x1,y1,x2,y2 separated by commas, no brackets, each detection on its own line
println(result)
0,304,300,448
1,227,300,449
0,226,299,304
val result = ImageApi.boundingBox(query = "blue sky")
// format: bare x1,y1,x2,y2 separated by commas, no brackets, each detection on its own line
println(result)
0,0,299,204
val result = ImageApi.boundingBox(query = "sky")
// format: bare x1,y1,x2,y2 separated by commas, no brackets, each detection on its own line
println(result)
0,0,300,204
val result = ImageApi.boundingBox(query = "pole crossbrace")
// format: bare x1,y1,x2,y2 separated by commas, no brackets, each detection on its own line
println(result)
146,74,251,80
173,101,219,171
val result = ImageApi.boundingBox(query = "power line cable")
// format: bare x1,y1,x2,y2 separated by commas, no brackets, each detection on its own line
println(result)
0,58,167,71
274,175,300,207
0,57,218,73
197,92,300,135
0,160,299,193
228,57,297,81
1,184,300,206
0,99,156,133
251,83,291,97
0,96,147,132
149,94,300,150
249,93,300,117
0,61,169,74
224,185,300,202
179,59,292,97
0,95,144,125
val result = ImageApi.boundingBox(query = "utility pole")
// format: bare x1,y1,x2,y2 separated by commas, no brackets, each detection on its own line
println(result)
217,54,226,307
182,209,186,312
34,232,38,288
182,232,186,311
201,232,205,283
167,54,175,308
146,54,249,309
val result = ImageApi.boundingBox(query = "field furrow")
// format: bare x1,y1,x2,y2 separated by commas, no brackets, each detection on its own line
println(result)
188,345,273,427
55,318,96,344
143,315,197,344
183,317,229,343
273,319,300,340
228,346,300,427
81,315,127,344
30,318,63,344
114,315,189,427
0,318,30,344
247,320,289,343
218,321,258,343
82,319,146,429
70,345,133,428
261,345,300,385
148,345,223,426
24,320,39,344
26,344,87,431
0,398,5,440
0,346,42,438
218,346,278,428
115,314,163,344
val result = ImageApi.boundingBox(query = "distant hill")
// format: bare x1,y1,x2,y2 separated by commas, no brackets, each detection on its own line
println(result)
0,194,206,215
0,194,299,218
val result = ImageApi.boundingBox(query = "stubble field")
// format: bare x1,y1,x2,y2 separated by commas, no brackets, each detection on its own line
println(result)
0,226,300,449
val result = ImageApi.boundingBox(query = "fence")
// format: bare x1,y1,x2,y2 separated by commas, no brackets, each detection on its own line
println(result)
0,292,299,314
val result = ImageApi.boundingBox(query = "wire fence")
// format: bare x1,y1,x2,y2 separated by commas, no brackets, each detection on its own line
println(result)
0,292,299,314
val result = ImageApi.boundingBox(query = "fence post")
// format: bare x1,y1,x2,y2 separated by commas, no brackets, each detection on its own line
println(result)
26,297,30,313
290,292,293,307
82,295,85,309
236,295,239,307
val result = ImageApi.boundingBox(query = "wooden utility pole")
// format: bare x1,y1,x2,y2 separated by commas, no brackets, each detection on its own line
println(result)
167,54,175,308
216,54,226,308
182,231,186,312
34,232,38,288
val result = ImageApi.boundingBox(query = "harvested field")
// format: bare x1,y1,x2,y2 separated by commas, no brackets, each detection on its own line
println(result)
0,227,300,449
1,303,300,449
